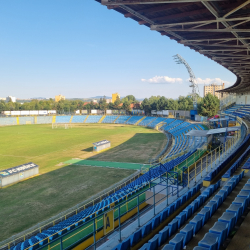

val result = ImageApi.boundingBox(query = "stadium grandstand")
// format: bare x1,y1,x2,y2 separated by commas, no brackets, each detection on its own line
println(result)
0,112,247,250
2,1,250,250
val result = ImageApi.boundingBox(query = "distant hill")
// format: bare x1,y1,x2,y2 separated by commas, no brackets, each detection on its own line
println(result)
31,97,48,100
90,96,112,99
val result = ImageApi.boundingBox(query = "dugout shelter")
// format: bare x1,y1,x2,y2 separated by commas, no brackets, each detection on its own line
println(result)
93,140,111,152
0,162,39,188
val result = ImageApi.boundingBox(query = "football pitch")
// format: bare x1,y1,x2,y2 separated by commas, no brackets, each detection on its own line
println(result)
0,124,166,241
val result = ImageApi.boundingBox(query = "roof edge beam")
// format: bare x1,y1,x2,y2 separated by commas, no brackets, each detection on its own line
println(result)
101,0,224,5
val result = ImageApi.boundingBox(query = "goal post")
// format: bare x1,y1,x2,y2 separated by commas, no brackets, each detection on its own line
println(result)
52,123,72,129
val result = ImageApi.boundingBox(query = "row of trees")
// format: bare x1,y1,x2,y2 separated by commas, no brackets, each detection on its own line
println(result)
0,93,220,117
0,95,140,113
141,96,194,114
141,94,220,117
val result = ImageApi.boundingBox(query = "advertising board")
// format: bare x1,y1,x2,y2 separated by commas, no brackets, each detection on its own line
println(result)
162,110,169,115
38,110,48,115
81,110,88,114
48,110,56,114
10,111,20,116
30,110,39,115
20,111,30,115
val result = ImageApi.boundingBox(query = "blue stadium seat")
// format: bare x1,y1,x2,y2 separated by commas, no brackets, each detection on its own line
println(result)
189,215,203,234
215,190,227,202
158,227,169,246
193,247,211,250
160,208,169,222
226,204,243,221
85,115,103,123
126,116,143,125
148,234,159,250
209,221,228,249
130,228,142,247
168,219,178,236
218,212,236,236
114,116,131,124
152,214,161,229
71,116,87,123
102,116,118,123
204,202,217,217
180,224,194,246
119,237,130,250
56,116,71,123
232,197,248,213
169,233,184,250
183,205,193,220
162,245,175,250
176,212,187,228
142,222,152,238
198,208,210,226
237,191,250,200
198,233,219,250
210,196,223,209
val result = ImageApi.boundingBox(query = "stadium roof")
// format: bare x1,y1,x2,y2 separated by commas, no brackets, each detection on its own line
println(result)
209,117,230,121
206,126,241,134
185,130,209,137
97,0,250,94
93,140,110,146
185,126,241,136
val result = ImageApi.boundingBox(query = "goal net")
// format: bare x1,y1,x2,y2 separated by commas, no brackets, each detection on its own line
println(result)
52,123,72,129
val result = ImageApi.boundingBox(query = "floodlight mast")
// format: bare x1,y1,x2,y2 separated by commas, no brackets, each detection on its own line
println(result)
173,54,200,109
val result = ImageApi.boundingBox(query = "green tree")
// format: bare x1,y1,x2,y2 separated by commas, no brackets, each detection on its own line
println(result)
122,101,131,112
114,96,122,109
167,99,179,110
99,98,108,111
178,96,193,110
123,95,136,103
141,98,151,114
198,93,220,117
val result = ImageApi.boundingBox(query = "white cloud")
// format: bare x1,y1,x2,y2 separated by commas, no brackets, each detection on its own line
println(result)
141,76,183,84
192,77,231,85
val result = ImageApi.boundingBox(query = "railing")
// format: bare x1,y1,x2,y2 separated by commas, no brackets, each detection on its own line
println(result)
182,127,243,187
149,127,172,164
160,148,188,165
3,171,185,250
220,93,236,110
0,171,142,250
2,124,245,250
156,133,173,163
0,116,213,250
23,128,243,250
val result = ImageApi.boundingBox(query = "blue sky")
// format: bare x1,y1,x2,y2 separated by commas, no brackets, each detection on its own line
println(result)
0,0,236,99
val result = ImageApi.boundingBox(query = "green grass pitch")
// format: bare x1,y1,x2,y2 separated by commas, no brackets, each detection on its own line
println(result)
0,123,166,241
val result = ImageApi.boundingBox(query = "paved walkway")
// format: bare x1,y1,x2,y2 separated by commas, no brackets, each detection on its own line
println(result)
97,183,196,250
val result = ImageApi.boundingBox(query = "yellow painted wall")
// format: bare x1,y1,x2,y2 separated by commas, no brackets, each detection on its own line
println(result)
73,191,200,250
112,93,120,103
55,95,65,102
73,202,147,250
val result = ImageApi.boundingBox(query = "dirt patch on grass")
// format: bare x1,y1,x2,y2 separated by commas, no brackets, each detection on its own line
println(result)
88,133,167,163
55,162,64,166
